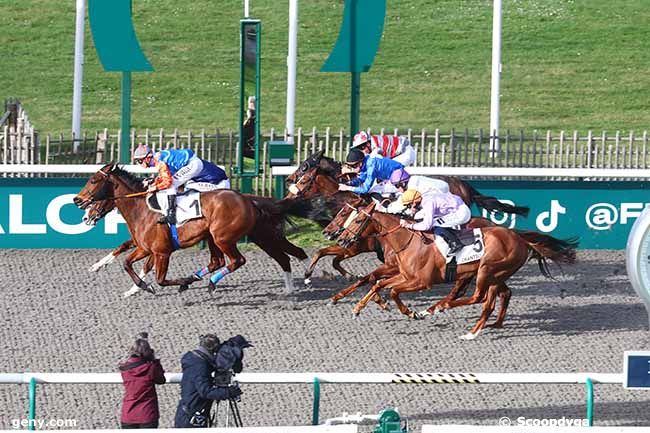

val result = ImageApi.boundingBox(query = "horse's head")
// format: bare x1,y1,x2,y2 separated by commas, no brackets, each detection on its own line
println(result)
286,166,321,199
82,198,116,226
73,163,117,209
322,199,363,241
336,202,377,248
286,150,325,184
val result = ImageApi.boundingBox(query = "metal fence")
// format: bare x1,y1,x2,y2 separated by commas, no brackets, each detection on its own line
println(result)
3,127,650,194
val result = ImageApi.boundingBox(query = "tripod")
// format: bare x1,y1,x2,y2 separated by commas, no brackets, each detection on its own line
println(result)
210,397,243,427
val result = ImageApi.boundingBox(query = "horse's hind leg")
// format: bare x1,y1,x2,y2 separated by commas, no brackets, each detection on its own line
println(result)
207,241,247,293
304,246,353,281
249,232,295,293
460,283,500,340
487,283,511,329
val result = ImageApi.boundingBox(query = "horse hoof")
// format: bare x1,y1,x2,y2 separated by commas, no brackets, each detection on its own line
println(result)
330,298,339,306
304,278,312,288
459,332,478,341
143,285,155,295
208,281,216,294
410,311,424,320
178,284,189,293
123,287,141,298
418,310,432,318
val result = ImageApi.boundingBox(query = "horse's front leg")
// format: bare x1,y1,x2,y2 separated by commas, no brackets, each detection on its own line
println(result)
123,255,154,298
90,239,135,272
123,247,154,294
331,262,397,304
304,246,352,283
352,274,406,315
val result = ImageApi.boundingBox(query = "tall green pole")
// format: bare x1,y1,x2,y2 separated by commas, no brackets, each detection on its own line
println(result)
120,71,132,164
349,0,359,135
350,72,360,136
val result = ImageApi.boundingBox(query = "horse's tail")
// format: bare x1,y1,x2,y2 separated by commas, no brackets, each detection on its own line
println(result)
464,181,530,217
516,230,579,279
249,196,315,231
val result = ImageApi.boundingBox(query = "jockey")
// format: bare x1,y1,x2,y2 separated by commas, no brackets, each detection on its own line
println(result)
338,148,404,196
383,168,450,213
133,145,229,225
352,131,416,166
398,189,471,255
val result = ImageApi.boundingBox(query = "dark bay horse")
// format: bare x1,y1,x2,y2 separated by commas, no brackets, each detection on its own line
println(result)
336,202,577,339
74,163,311,294
286,154,529,283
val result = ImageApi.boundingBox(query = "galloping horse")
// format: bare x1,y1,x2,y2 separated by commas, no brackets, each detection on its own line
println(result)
335,202,577,339
285,152,530,282
74,163,312,294
322,202,496,307
83,195,310,296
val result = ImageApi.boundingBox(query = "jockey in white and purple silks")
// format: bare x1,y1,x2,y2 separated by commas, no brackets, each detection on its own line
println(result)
338,148,404,196
399,189,471,255
134,145,229,225
384,168,451,213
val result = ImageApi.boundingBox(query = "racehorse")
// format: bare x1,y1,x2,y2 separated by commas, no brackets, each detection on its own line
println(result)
83,195,310,296
285,153,529,283
335,201,577,339
321,202,497,308
74,163,312,294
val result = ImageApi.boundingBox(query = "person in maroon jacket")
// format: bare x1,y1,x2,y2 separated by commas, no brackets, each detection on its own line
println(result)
119,333,166,428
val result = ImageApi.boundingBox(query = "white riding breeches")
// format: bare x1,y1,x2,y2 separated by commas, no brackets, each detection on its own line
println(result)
369,180,399,196
185,178,230,192
392,145,416,166
433,204,472,228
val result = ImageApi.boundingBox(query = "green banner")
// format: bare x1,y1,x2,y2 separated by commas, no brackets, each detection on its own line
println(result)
0,179,649,249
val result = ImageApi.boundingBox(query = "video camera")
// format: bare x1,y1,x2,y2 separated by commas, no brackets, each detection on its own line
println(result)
200,334,253,387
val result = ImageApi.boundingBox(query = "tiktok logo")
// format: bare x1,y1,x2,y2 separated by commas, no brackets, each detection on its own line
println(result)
536,200,567,233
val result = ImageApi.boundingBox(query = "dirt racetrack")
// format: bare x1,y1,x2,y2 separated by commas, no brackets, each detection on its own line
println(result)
1,247,650,429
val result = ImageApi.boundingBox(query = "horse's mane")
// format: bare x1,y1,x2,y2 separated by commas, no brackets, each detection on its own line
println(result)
318,155,342,178
112,165,146,192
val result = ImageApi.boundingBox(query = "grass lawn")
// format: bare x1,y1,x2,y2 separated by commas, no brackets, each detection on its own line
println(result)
2,0,650,135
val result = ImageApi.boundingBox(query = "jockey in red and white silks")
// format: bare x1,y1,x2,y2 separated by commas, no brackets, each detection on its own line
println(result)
352,131,417,166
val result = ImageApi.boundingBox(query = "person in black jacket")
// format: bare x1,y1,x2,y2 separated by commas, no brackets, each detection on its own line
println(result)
174,334,243,428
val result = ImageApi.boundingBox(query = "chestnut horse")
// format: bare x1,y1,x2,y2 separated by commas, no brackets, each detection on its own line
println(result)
82,195,309,296
336,202,577,339
74,163,312,294
321,202,497,308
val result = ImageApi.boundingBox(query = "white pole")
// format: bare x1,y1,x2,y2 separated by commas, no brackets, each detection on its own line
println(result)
71,0,85,152
286,0,298,144
244,0,250,18
489,0,502,154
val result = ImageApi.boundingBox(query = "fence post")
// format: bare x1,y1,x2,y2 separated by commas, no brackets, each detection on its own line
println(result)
28,377,36,431
585,377,594,426
312,377,321,426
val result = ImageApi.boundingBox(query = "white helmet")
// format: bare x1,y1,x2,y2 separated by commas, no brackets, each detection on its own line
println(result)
352,131,371,148
133,144,152,160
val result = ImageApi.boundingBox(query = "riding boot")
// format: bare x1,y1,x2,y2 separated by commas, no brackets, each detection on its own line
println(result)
158,194,177,224
434,227,462,255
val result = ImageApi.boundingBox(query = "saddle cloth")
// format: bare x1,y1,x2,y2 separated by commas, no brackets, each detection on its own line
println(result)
434,228,485,265
146,191,203,226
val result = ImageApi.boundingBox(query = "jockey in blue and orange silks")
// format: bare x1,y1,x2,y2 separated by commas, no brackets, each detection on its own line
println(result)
134,145,229,225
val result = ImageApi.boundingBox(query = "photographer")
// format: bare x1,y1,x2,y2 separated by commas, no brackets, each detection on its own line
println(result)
118,333,166,429
174,334,251,428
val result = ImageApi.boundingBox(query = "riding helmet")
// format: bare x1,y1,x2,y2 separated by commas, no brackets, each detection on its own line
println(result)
346,148,365,164
352,131,371,148
389,168,411,185
401,189,423,205
133,144,153,160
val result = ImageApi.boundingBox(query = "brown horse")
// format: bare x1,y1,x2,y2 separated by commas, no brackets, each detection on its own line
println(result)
83,195,310,296
74,163,312,294
335,201,577,339
322,201,496,308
